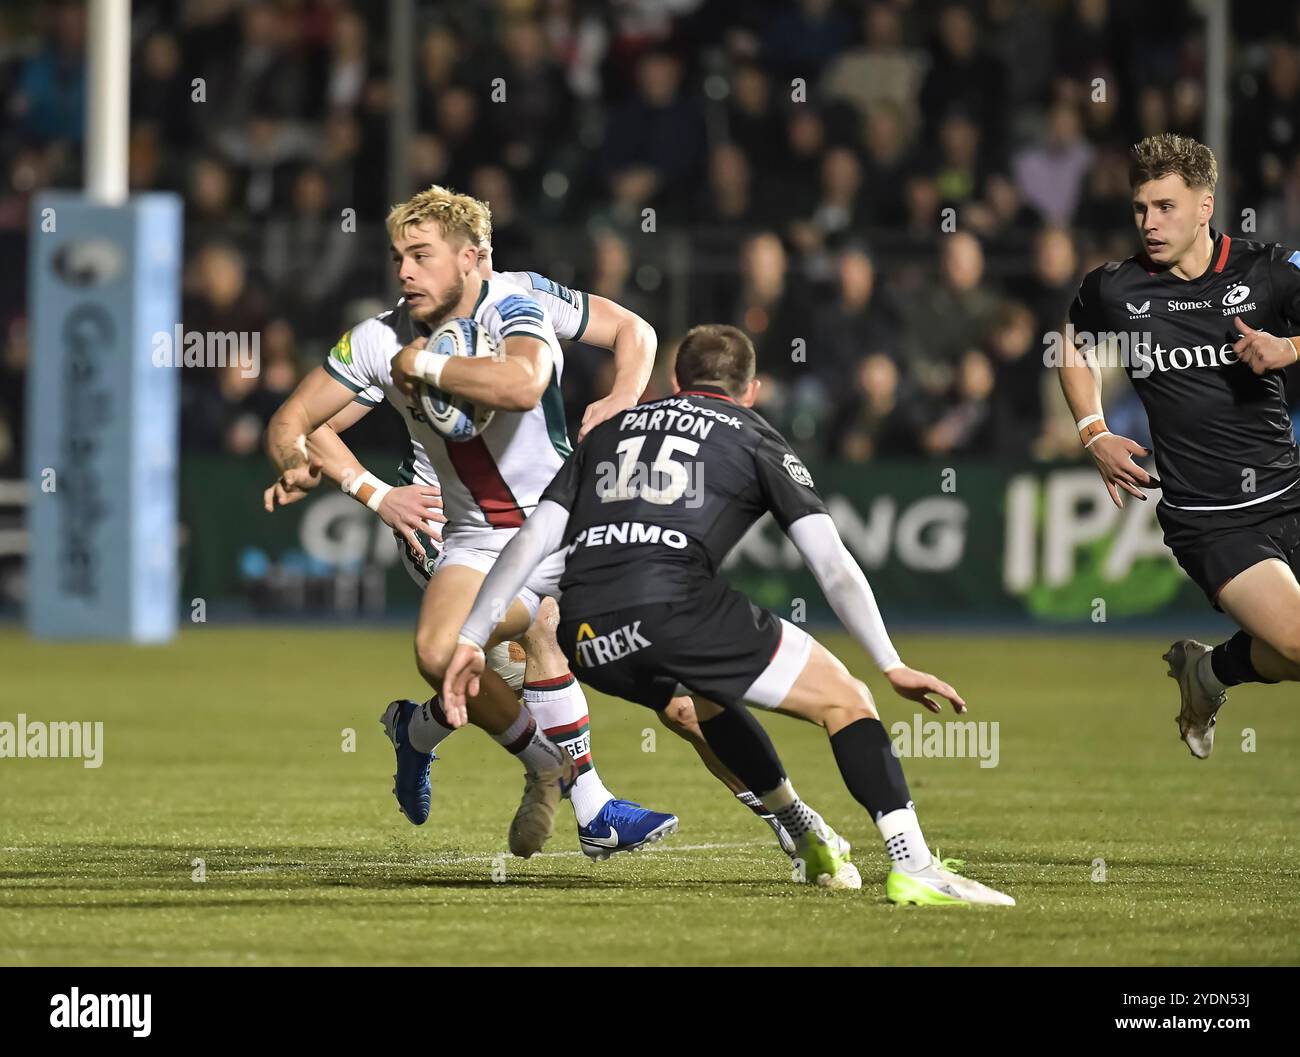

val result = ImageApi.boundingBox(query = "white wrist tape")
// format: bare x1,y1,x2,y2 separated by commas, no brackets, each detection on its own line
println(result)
458,633,487,651
344,470,392,512
413,348,449,389
1083,430,1113,450
1075,413,1104,430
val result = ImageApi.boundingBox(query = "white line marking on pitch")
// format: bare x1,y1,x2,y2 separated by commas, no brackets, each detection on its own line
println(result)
224,842,758,873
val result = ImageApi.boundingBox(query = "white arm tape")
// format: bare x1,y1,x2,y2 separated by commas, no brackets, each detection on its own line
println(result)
413,348,449,389
1083,430,1113,450
787,512,902,673
460,500,570,648
344,470,392,512
1075,413,1104,430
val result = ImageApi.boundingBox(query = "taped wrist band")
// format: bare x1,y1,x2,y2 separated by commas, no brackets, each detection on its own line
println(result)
413,348,448,389
344,470,392,512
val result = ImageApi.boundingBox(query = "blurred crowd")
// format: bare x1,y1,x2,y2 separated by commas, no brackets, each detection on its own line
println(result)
3,0,1300,476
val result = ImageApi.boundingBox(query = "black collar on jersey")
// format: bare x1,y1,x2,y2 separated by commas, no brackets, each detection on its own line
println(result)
1140,229,1231,282
676,384,737,403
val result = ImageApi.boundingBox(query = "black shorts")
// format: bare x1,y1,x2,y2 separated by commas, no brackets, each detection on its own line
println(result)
1157,487,1300,609
556,580,809,711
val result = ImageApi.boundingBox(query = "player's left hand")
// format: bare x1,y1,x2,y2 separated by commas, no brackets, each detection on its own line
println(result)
390,337,427,397
441,640,486,727
579,388,640,440
1233,318,1299,375
885,665,967,715
263,458,323,511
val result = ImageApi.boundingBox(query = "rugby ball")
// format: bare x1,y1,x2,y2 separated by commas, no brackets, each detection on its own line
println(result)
417,318,497,441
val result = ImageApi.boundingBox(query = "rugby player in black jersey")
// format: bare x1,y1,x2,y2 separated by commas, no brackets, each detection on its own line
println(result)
443,324,1014,905
1062,133,1300,758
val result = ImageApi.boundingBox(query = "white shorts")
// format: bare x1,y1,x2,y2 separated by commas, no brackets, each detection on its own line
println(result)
741,618,813,709
431,527,564,623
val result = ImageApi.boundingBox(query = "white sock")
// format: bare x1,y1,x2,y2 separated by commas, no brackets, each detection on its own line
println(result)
491,706,567,774
407,697,455,755
735,790,771,817
758,779,820,840
877,807,933,873
1196,650,1227,694
524,675,613,826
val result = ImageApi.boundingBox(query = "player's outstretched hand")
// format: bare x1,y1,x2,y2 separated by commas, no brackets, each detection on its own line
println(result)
886,666,967,715
579,389,639,441
263,459,323,511
1087,433,1155,508
442,640,486,727
377,484,445,561
1233,317,1299,376
390,336,427,397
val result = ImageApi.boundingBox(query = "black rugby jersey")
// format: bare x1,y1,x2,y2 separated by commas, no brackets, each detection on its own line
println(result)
539,384,828,614
1068,231,1300,508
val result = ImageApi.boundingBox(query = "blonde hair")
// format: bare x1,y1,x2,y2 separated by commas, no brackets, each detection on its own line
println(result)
386,184,492,246
1129,133,1218,192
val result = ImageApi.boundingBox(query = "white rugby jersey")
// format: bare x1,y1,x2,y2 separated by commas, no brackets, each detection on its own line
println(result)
495,270,591,342
324,274,572,533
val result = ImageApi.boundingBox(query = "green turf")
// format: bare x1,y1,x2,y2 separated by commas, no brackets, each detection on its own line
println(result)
1,626,1298,966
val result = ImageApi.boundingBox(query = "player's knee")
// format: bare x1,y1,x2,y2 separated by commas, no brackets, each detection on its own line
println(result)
824,678,878,726
522,601,560,654
414,634,452,685
659,696,699,735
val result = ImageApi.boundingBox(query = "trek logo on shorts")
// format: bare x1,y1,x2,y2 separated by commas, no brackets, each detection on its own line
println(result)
574,620,652,667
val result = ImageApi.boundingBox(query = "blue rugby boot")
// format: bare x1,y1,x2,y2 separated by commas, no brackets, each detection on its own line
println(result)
380,699,435,825
578,799,678,861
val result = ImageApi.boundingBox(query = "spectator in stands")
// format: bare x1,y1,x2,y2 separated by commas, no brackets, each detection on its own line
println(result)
813,246,901,384
1013,102,1094,224
262,166,352,340
828,352,922,462
823,2,925,140
904,232,998,398
725,62,782,162
760,0,853,82
919,3,1007,153
10,1,85,146
986,299,1048,457
922,349,997,457
601,49,706,219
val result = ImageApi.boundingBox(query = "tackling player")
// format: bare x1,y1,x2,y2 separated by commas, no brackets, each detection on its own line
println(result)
445,324,1016,905
1061,133,1300,757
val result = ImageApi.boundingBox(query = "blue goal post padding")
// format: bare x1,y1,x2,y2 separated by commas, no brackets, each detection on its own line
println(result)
26,192,182,642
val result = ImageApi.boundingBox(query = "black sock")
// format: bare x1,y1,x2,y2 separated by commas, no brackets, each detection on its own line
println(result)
424,695,450,725
1211,630,1276,686
698,707,786,796
829,717,912,820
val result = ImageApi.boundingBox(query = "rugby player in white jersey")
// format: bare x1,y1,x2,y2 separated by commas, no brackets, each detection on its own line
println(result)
270,231,801,859
266,185,682,859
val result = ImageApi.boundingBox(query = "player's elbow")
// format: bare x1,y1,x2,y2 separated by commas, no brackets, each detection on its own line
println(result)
628,313,658,355
499,377,547,412
265,401,304,453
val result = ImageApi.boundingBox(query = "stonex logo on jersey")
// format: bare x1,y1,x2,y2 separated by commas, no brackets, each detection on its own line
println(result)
573,621,651,667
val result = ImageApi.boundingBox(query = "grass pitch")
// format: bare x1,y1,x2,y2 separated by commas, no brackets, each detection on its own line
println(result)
1,626,1298,966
